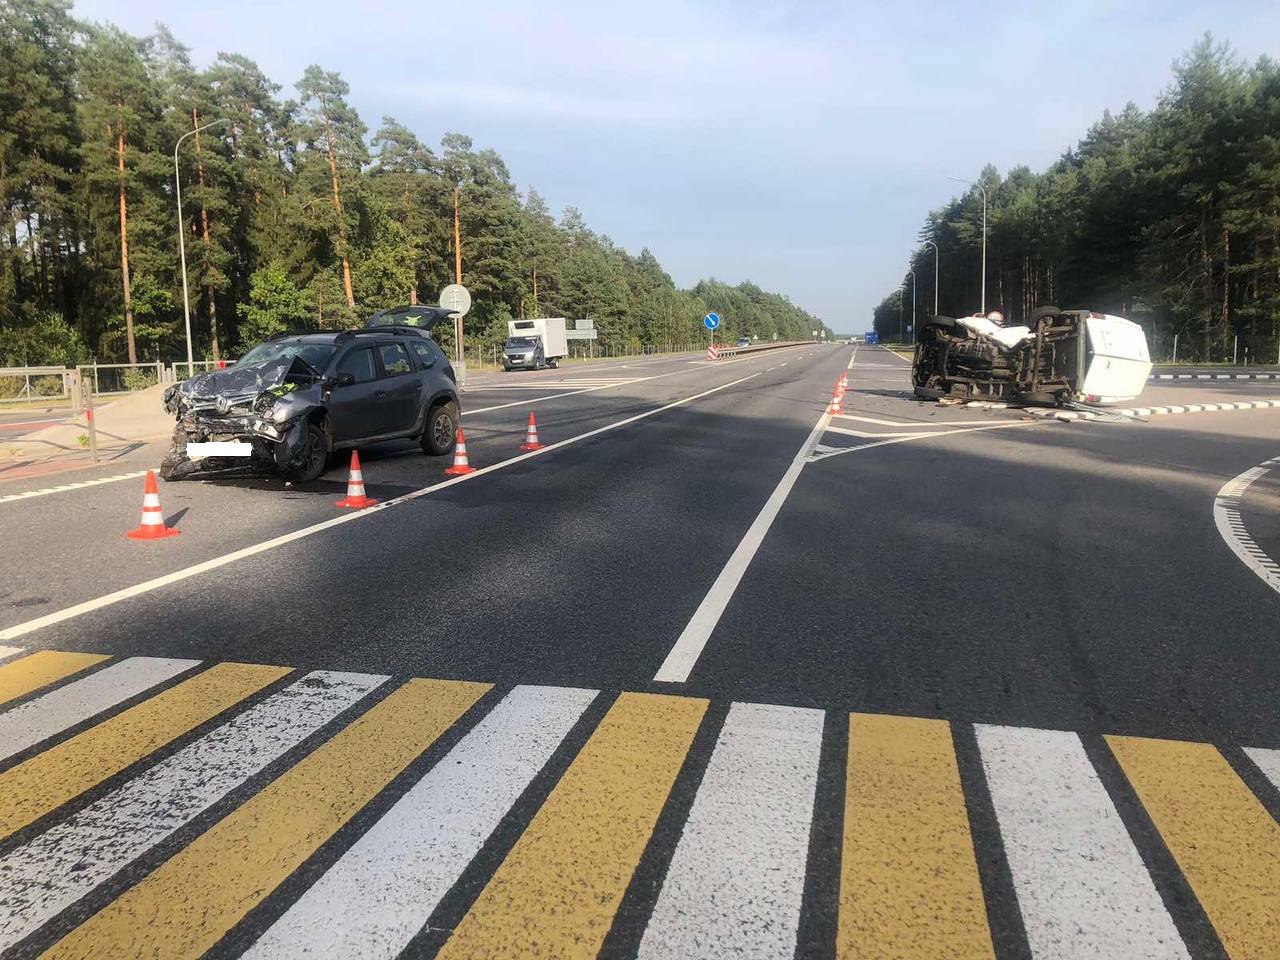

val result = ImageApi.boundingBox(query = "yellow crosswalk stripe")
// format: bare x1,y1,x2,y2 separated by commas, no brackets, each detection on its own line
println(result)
437,691,708,960
838,713,995,960
42,678,490,960
1108,735,1280,960
0,651,108,706
0,661,289,840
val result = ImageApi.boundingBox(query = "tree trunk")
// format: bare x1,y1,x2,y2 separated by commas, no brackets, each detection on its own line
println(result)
193,108,221,361
115,119,137,365
532,264,538,315
323,116,355,308
1221,228,1230,345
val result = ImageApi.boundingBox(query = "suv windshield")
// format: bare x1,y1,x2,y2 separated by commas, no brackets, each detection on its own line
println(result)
237,339,335,373
506,337,537,348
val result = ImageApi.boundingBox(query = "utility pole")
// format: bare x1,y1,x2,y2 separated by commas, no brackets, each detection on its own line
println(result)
923,240,940,316
453,182,463,362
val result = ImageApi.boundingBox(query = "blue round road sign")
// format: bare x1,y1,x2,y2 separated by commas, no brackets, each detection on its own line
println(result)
703,312,721,331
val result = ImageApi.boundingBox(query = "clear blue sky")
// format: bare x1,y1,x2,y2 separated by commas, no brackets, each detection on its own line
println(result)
74,0,1280,330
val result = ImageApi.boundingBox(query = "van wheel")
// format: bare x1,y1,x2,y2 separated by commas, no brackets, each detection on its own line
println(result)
421,401,459,456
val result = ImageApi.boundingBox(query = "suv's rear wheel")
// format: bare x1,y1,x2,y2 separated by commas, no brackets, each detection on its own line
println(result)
421,400,459,456
285,422,328,483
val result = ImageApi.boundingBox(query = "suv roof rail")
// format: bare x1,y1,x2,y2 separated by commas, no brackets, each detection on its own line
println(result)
265,328,324,340
335,326,430,340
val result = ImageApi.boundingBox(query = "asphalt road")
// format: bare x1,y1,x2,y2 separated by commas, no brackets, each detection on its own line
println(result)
0,343,1277,959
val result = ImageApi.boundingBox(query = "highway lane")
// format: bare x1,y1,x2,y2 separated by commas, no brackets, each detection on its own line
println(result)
2,342,1278,959
0,345,833,640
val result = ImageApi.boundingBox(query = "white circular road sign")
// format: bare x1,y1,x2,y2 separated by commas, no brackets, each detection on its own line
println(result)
439,283,472,318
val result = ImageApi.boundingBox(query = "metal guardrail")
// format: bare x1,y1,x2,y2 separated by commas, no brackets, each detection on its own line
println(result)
706,340,815,361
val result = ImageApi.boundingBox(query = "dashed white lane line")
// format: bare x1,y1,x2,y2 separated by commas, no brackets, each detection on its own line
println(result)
0,670,386,951
637,702,823,960
0,656,199,762
0,469,150,505
0,374,761,642
1213,455,1280,597
244,684,598,960
976,725,1190,960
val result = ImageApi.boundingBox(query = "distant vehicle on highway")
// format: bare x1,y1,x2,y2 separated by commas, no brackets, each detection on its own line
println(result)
736,336,752,348
160,305,461,482
912,307,1152,406
504,317,568,370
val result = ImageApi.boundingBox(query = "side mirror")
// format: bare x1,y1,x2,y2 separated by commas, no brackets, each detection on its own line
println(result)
325,372,355,388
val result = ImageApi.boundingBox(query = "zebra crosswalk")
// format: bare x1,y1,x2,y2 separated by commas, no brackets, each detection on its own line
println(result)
0,648,1276,958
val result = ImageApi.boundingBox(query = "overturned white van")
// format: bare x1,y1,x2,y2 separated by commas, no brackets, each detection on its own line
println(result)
912,307,1152,406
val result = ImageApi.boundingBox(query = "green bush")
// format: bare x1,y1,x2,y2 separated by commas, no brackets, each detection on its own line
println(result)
121,368,158,391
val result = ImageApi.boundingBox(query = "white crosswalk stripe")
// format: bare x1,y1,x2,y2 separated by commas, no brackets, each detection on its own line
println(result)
637,702,824,960
1243,746,1280,792
0,656,198,762
0,645,24,662
0,670,385,951
243,684,597,960
976,725,1190,960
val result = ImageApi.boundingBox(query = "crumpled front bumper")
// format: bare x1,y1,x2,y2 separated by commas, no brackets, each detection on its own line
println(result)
159,412,308,480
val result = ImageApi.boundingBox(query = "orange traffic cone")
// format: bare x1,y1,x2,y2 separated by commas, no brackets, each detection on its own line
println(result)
827,382,844,415
444,427,477,475
520,411,544,451
335,450,379,509
125,470,180,540
839,371,848,389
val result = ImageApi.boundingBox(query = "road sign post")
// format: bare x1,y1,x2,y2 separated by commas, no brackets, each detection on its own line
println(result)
703,313,720,359
439,283,471,386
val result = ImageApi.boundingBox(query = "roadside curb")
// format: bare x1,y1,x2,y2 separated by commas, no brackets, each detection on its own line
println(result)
1150,372,1280,380
1020,399,1280,422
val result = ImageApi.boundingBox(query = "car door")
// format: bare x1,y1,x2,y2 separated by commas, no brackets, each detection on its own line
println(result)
375,341,423,434
327,345,382,443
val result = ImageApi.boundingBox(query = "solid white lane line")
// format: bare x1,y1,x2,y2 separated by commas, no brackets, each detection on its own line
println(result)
0,469,150,506
0,656,199,762
654,408,830,683
0,374,761,642
0,670,384,950
0,646,23,661
465,380,652,414
975,725,1189,960
243,684,597,960
1213,456,1280,596
637,702,823,960
1243,746,1280,792
807,421,1041,461
825,425,946,439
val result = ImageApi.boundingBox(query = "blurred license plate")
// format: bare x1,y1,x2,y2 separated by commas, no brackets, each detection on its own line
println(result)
187,441,252,457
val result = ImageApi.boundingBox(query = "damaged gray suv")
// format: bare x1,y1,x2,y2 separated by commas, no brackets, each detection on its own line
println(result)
160,305,460,482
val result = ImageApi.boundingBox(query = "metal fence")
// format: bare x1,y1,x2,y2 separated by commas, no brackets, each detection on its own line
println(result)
75,361,168,397
0,366,75,404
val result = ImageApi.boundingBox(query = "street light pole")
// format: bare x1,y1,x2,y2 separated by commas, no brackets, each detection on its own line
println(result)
174,118,230,371
948,176,988,314
906,269,916,341
923,240,940,316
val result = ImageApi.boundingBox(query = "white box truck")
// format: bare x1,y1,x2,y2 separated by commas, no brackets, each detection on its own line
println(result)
504,318,569,371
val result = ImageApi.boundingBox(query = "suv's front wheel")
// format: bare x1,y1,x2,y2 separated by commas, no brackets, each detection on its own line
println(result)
284,421,328,483
421,400,459,456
